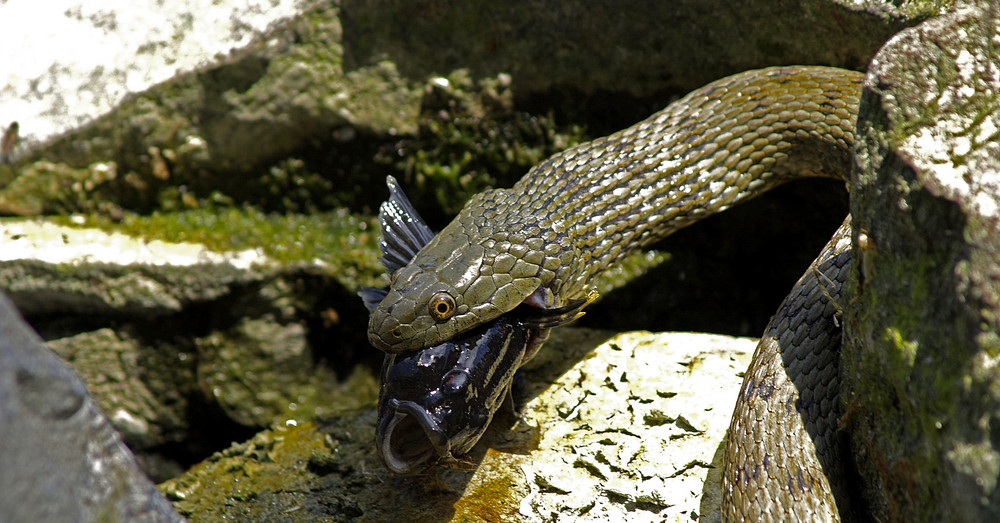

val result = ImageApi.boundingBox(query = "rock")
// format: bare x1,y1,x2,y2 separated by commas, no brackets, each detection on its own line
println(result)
0,213,385,480
0,219,266,316
160,328,755,522
844,0,1000,519
26,4,418,171
1,2,427,217
2,0,934,154
1,1,942,218
0,290,184,522
0,0,311,148
510,330,755,522
340,0,928,99
47,329,167,449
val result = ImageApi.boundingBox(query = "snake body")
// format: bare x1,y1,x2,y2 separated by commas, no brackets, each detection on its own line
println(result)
366,66,864,520
367,66,859,354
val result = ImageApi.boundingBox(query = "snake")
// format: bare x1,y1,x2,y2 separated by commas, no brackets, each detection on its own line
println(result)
362,65,864,521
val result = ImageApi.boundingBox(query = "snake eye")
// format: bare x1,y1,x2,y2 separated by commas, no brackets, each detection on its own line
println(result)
428,291,456,322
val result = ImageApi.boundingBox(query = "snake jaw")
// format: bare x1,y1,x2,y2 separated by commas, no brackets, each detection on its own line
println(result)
521,289,599,329
523,285,555,308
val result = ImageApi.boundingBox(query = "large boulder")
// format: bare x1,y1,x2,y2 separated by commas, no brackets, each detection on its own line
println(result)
0,290,183,521
844,0,1000,519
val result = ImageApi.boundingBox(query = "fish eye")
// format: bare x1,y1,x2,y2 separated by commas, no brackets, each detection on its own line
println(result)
442,370,469,394
428,291,457,322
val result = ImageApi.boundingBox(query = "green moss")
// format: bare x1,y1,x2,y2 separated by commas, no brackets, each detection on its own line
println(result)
898,0,953,18
161,407,489,521
882,327,918,376
381,70,586,224
71,207,384,291
453,454,525,522
0,161,119,216
159,421,330,519
844,208,993,518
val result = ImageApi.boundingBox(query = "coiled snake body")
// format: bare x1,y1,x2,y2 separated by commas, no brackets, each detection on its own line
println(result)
366,65,864,520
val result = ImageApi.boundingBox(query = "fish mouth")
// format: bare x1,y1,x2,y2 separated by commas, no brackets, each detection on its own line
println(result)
377,399,450,474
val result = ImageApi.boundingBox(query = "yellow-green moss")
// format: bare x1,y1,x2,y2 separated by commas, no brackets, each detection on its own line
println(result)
0,161,119,216
70,207,384,291
452,452,525,522
159,421,330,519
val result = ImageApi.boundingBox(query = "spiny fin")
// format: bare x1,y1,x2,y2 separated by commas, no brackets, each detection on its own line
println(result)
359,176,434,312
376,175,435,274
358,286,388,313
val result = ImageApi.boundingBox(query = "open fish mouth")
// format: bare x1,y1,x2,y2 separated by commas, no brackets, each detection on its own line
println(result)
376,399,450,474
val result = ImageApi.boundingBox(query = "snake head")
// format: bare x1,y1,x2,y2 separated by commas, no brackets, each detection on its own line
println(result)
375,313,530,474
364,181,549,352
361,177,592,353
366,223,546,352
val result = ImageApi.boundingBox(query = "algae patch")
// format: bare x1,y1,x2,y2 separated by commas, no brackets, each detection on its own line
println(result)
159,421,332,519
74,206,384,291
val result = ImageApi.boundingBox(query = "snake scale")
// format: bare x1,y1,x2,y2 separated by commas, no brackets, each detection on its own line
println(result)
366,65,865,520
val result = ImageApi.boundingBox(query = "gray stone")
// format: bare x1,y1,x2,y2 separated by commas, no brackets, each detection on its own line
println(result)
2,0,936,155
340,0,932,97
0,290,184,522
0,0,312,148
0,220,266,316
48,328,167,449
12,2,421,178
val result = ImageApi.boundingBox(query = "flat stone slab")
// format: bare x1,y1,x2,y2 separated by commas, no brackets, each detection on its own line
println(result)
162,329,756,522
0,218,268,316
503,330,756,522
0,218,265,268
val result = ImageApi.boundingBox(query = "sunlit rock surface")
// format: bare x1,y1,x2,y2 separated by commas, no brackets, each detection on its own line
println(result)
162,329,755,522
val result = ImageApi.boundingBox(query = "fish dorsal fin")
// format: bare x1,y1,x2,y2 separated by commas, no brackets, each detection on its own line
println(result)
358,176,436,312
358,286,388,313
376,175,435,273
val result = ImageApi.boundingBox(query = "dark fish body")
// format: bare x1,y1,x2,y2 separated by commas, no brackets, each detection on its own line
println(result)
375,313,531,474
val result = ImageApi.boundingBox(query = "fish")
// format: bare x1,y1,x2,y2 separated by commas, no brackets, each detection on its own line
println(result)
360,176,532,473
374,311,531,474
360,176,583,473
